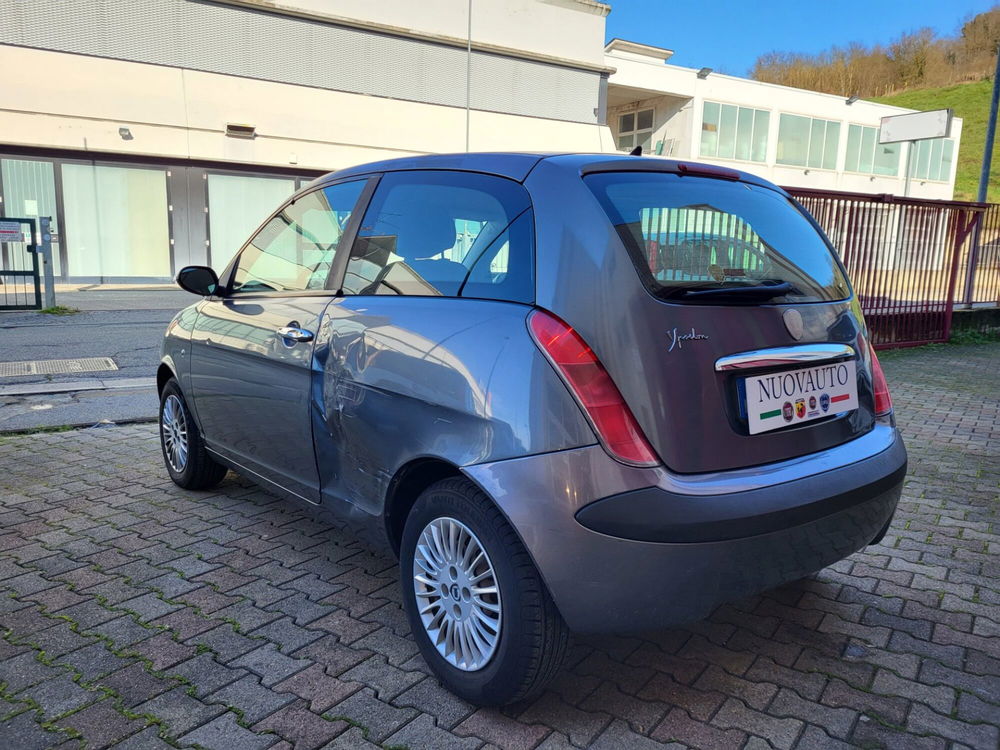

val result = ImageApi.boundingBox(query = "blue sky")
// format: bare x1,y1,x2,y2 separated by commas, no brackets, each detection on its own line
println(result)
604,0,998,76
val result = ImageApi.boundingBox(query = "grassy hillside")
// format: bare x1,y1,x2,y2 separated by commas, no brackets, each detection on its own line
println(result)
873,79,998,203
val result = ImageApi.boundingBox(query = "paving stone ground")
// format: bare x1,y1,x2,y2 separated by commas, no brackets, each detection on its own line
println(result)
0,342,997,750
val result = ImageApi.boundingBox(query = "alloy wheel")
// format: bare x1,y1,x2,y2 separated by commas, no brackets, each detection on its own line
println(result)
161,394,189,473
412,517,501,671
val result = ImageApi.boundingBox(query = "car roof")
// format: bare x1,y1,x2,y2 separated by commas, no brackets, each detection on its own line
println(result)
313,153,556,184
304,152,782,193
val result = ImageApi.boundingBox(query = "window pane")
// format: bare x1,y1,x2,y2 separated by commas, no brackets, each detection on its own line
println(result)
208,174,294,272
807,119,825,168
637,131,653,154
777,113,809,166
846,125,862,172
928,138,943,181
718,104,738,159
822,121,840,170
907,141,923,179
859,127,876,173
617,133,634,151
231,180,364,293
461,210,534,304
1,158,62,276
752,110,769,162
700,101,720,157
913,140,931,180
940,140,955,182
873,141,900,176
453,219,486,261
585,172,851,302
735,107,754,161
342,171,532,298
62,164,170,278
619,112,635,134
636,109,654,130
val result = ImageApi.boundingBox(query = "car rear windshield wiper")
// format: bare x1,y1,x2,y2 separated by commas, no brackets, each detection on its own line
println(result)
668,280,796,301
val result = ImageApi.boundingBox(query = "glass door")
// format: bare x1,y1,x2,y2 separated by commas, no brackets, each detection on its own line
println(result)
207,173,295,273
61,163,172,280
1,158,63,277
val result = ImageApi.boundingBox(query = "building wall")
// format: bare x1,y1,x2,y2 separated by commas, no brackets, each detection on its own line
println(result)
606,52,963,200
0,0,608,123
0,0,968,285
612,94,693,158
0,45,612,172
0,0,614,283
242,0,610,69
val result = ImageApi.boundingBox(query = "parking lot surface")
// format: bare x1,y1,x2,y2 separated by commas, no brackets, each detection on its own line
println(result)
0,342,997,749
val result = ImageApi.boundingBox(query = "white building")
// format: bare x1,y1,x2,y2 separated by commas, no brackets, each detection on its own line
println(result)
0,0,962,282
603,40,962,200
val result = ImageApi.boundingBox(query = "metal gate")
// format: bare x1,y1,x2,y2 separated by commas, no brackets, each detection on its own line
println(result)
787,189,985,349
0,217,42,311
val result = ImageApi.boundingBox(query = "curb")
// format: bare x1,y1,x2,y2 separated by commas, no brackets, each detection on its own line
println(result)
0,416,158,436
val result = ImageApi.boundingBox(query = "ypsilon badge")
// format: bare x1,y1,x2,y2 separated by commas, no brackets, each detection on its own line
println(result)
667,327,709,352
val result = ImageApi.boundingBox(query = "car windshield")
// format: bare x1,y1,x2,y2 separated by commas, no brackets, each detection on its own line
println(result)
585,172,851,303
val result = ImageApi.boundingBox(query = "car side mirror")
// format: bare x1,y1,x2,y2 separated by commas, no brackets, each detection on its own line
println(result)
176,266,221,297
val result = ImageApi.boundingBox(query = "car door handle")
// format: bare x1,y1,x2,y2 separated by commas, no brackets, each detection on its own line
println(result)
276,326,314,344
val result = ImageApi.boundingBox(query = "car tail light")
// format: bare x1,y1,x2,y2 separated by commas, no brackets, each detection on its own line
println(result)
528,309,660,467
868,340,892,416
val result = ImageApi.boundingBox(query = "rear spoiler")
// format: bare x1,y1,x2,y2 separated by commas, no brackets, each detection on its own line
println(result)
579,159,772,189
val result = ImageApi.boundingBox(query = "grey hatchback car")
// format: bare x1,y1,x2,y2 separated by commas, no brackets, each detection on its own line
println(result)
159,153,905,705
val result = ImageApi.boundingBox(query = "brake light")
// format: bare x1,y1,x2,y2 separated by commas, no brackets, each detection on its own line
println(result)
868,341,892,416
528,310,660,467
675,162,741,181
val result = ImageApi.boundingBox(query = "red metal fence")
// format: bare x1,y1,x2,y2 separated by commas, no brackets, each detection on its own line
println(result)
787,188,992,348
959,203,1000,307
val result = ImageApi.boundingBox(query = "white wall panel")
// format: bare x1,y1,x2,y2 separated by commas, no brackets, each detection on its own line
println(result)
0,0,600,124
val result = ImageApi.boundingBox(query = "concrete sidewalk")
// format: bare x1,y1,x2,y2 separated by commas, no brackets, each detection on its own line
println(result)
0,287,189,430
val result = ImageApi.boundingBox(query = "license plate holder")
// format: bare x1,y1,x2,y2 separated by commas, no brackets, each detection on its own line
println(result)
743,359,858,435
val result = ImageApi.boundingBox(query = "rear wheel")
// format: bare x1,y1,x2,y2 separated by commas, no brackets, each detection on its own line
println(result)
400,477,568,705
159,379,227,490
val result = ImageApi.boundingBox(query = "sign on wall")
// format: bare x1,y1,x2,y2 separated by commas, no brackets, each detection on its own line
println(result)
0,221,27,243
879,109,953,144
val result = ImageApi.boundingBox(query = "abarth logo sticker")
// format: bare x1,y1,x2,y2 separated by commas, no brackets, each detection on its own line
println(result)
795,398,806,419
667,327,709,352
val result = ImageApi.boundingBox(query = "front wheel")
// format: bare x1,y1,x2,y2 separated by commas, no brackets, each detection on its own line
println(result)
400,478,568,706
159,379,228,490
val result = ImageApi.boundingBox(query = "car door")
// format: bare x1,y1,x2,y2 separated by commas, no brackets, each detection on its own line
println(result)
313,169,537,513
189,178,372,502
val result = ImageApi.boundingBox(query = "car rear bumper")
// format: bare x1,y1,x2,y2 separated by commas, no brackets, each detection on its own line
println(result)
463,425,906,633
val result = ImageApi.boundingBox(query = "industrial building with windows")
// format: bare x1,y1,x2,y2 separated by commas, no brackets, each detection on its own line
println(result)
0,0,962,283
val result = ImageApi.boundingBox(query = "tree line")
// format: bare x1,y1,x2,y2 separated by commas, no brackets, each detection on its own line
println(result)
750,6,1000,97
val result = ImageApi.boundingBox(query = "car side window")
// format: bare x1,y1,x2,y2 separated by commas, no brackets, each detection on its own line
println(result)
230,180,365,294
339,171,533,302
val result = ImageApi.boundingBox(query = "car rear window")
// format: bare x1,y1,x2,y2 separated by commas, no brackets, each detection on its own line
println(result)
585,172,851,303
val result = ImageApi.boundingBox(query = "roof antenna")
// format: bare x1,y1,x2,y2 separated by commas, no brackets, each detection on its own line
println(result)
629,145,642,156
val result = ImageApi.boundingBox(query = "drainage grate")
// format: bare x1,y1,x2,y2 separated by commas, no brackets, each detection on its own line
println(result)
0,357,118,377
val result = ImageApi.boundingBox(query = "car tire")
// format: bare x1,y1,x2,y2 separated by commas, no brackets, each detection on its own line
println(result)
158,378,228,490
400,477,568,706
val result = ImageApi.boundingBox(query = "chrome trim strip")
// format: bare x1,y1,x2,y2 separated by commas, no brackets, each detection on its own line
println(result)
651,425,898,496
715,343,856,372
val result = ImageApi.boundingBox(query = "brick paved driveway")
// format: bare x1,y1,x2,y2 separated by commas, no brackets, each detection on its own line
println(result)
0,342,997,750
